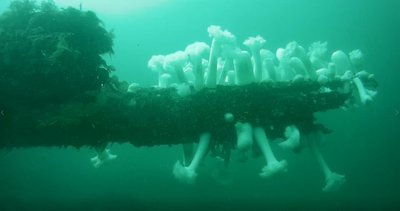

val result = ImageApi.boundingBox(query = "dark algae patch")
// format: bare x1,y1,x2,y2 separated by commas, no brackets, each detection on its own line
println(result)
0,0,114,106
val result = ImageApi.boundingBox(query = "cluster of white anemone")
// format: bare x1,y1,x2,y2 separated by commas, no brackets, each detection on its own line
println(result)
148,26,376,104
143,25,376,192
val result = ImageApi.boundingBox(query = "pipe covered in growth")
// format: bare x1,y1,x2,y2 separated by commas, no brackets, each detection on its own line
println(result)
0,79,367,149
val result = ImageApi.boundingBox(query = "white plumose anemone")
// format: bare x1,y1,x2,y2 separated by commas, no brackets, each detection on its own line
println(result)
235,122,253,162
308,132,346,192
278,125,301,150
254,127,288,178
173,132,211,184
331,50,351,76
243,35,266,82
206,25,236,88
90,148,117,168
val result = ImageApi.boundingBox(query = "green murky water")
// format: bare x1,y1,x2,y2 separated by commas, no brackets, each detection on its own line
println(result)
0,0,399,210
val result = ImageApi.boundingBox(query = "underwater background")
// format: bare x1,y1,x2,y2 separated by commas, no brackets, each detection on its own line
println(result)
0,0,399,210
